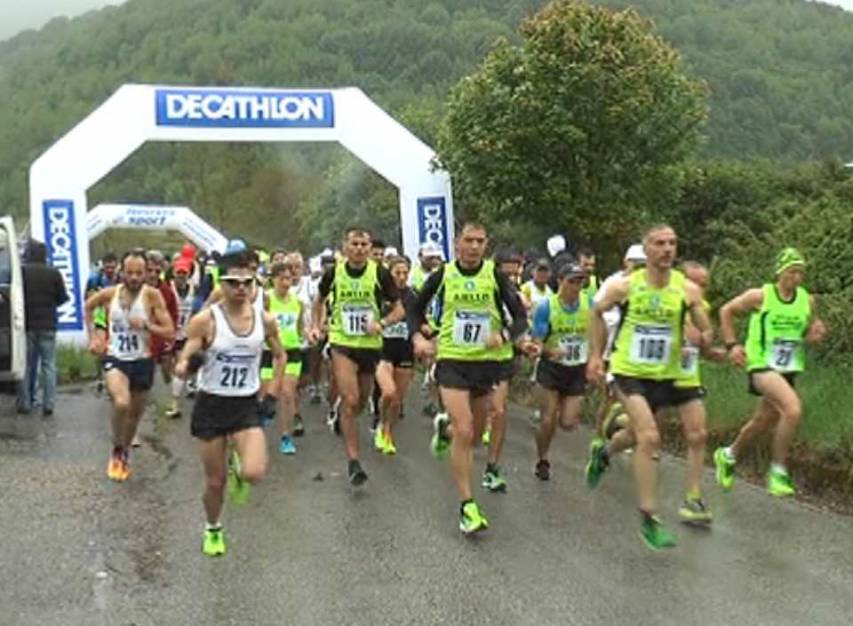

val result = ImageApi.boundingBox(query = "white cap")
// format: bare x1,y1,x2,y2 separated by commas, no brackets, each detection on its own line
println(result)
419,241,444,259
384,246,399,258
308,256,322,274
624,244,646,262
546,234,566,258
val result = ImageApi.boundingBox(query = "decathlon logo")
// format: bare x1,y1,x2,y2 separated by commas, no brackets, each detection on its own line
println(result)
155,88,335,128
417,197,450,261
43,200,84,331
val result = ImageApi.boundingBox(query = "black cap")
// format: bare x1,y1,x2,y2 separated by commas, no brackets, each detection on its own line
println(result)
534,258,552,270
558,263,586,279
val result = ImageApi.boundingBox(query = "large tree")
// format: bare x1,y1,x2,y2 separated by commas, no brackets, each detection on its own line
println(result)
437,0,707,248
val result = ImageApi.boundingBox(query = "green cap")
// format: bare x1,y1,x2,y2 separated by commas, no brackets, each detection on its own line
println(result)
774,247,805,275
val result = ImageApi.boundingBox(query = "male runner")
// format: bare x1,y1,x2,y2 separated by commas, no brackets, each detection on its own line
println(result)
85,250,174,481
310,228,403,485
411,222,527,533
165,257,196,418
714,248,826,496
577,246,599,299
587,225,713,549
409,241,444,291
176,250,287,557
520,258,554,311
531,263,590,481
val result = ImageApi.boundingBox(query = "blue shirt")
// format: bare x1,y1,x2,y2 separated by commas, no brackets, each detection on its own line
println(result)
530,294,590,339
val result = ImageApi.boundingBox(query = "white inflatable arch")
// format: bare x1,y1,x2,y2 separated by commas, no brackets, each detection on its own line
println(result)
29,84,454,343
87,203,228,253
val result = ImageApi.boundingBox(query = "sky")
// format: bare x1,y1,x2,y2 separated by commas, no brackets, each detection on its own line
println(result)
1,0,851,42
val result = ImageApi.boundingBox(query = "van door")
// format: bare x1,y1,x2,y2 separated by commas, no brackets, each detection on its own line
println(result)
0,216,26,385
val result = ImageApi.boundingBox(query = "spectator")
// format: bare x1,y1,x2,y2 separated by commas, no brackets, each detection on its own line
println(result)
17,240,68,416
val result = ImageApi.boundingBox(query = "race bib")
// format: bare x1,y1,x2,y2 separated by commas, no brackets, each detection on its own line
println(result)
558,335,588,366
681,346,699,376
342,305,373,337
383,321,409,340
770,339,800,372
630,325,673,366
452,311,491,347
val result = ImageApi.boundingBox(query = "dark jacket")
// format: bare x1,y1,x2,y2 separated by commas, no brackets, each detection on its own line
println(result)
22,242,68,332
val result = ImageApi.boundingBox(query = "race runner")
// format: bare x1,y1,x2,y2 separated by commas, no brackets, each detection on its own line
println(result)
714,248,826,497
84,250,175,482
411,222,527,534
310,227,403,486
586,225,713,549
165,256,197,418
175,250,287,557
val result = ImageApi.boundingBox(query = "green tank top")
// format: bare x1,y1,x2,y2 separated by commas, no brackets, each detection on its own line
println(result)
268,290,302,350
745,284,811,373
582,275,600,300
329,260,382,350
610,269,686,380
411,265,428,291
543,293,590,367
437,260,504,361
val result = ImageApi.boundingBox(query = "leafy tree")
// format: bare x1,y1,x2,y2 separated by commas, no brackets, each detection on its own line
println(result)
437,0,707,249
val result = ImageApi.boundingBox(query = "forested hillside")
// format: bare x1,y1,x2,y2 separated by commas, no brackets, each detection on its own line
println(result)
0,0,851,251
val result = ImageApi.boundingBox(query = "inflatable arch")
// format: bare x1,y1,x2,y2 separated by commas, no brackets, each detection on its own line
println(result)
87,203,228,253
29,84,454,343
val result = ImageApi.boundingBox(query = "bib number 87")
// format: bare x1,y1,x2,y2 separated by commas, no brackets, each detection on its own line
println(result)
462,323,482,344
220,366,249,389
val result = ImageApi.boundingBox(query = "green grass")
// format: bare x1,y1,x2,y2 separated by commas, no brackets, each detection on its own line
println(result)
702,361,853,453
56,345,99,384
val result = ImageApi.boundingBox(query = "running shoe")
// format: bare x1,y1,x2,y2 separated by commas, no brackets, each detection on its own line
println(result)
585,438,609,489
112,452,131,482
131,433,142,448
293,415,305,437
165,405,181,419
279,436,296,455
678,497,713,525
423,402,439,418
459,501,489,535
348,459,368,487
202,527,226,557
227,449,251,505
373,427,387,452
481,428,491,446
430,413,451,460
106,452,121,481
767,468,796,497
369,415,380,434
481,467,507,493
639,514,677,550
713,447,736,491
382,435,397,456
534,459,551,481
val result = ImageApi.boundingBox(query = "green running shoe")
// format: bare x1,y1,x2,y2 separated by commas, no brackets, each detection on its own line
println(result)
481,428,491,446
459,501,489,535
585,438,609,489
227,449,251,505
430,413,451,460
678,497,713,525
481,467,508,493
202,527,226,557
713,447,736,491
639,515,677,550
767,468,796,497
374,427,387,452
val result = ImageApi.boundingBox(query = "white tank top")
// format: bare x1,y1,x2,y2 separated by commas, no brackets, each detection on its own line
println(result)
172,283,195,340
199,303,264,397
108,286,150,361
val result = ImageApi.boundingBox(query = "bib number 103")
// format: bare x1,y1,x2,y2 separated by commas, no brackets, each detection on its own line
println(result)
630,326,672,365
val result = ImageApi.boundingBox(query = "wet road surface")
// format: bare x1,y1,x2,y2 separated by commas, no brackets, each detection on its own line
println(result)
1,385,852,626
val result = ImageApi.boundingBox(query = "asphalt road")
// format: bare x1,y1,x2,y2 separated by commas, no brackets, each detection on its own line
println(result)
1,383,852,626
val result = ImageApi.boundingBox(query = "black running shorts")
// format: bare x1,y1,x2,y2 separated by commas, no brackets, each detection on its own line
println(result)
536,360,587,398
435,359,502,398
103,357,155,392
191,391,261,440
611,375,704,414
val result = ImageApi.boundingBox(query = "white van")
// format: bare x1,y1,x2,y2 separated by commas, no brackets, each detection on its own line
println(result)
0,216,26,391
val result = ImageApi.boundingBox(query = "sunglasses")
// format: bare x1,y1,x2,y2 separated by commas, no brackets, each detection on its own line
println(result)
221,277,254,288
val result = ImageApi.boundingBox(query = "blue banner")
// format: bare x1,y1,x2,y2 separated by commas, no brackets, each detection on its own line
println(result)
417,196,451,261
155,88,335,128
43,200,84,331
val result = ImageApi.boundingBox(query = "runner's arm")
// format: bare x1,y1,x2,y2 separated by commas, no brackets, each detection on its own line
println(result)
310,266,335,338
529,298,554,356
684,280,714,349
175,310,210,377
377,266,404,328
494,268,528,341
719,288,764,347
806,295,827,343
263,311,288,380
84,287,115,335
146,288,176,340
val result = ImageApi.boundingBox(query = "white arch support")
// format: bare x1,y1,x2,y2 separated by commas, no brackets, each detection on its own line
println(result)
29,85,454,343
87,203,228,253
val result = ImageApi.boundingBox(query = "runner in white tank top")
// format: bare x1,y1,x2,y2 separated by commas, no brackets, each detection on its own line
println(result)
85,251,174,483
175,250,287,558
165,259,197,418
